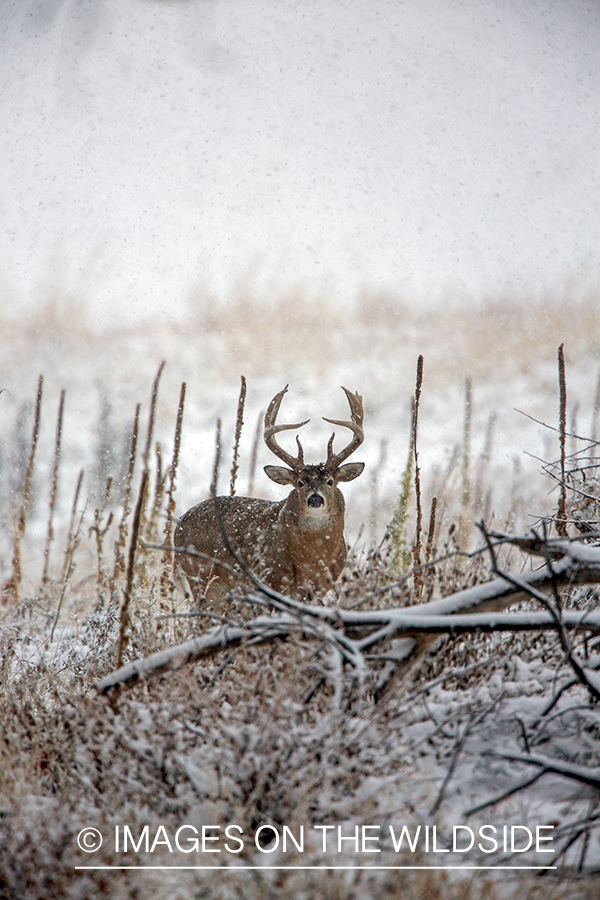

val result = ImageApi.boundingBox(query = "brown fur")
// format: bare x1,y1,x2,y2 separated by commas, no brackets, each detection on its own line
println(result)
174,386,365,605
174,462,362,603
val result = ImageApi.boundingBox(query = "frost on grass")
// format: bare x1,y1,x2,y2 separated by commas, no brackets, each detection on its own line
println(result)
1,343,600,899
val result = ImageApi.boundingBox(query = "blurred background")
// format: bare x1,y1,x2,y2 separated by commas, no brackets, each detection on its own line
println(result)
1,0,599,320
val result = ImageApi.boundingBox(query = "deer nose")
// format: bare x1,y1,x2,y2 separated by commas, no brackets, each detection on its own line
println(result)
308,493,325,508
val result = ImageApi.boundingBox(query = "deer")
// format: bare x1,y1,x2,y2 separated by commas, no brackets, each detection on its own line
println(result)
174,385,365,605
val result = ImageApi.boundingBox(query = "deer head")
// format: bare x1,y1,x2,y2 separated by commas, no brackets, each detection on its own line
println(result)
263,385,365,525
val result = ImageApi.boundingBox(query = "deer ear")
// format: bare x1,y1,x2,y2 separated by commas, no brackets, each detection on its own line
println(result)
264,465,295,485
336,462,365,482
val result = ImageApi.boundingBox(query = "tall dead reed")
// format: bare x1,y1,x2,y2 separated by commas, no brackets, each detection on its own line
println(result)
113,403,140,587
41,388,65,587
3,375,43,602
230,375,247,496
117,468,148,667
160,381,186,605
51,467,84,642
556,343,568,536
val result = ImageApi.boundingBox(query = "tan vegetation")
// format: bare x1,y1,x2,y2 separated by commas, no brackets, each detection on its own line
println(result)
0,286,599,898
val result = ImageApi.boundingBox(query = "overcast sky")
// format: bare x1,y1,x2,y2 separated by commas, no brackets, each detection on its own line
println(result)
1,0,599,321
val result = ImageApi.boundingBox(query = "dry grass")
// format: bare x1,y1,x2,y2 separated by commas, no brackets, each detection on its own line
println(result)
2,571,599,898
2,276,598,382
1,288,600,897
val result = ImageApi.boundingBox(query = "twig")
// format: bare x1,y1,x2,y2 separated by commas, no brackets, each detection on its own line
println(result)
99,531,600,693
535,657,600,720
513,407,599,446
463,769,547,817
495,750,600,790
385,396,415,571
147,441,165,542
577,796,599,872
430,701,497,815
99,616,294,694
479,522,600,702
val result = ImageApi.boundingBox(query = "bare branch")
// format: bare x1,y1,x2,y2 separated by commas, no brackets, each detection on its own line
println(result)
495,751,600,790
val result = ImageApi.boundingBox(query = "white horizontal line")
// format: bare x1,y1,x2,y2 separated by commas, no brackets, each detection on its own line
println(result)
75,865,557,871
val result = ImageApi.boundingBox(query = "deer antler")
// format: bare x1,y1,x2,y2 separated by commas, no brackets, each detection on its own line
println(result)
323,386,364,469
264,385,310,470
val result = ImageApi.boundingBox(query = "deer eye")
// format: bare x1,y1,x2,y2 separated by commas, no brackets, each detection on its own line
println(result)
297,480,304,487
327,478,334,486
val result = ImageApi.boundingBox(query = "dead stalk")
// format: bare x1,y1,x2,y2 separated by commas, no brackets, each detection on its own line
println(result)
5,375,43,601
51,468,85,642
473,410,496,514
210,418,222,498
423,495,438,601
113,404,140,587
161,381,186,602
425,496,437,564
42,388,65,587
142,360,165,473
462,376,472,510
90,477,114,589
230,375,247,496
556,343,568,536
247,409,264,497
456,376,473,550
147,441,164,541
413,355,424,595
369,438,388,542
117,469,148,668
138,361,165,550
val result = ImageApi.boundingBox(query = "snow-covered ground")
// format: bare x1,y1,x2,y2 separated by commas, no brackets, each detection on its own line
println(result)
1,296,599,896
1,294,598,588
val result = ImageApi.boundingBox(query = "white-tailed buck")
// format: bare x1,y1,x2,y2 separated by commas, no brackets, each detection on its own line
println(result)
175,386,365,603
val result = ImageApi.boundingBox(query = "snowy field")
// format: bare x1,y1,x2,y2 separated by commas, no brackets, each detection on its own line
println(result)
1,288,599,899
1,1,600,898
1,285,598,569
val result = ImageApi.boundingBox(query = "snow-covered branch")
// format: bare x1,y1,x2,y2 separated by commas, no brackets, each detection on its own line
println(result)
97,535,600,695
496,751,600,790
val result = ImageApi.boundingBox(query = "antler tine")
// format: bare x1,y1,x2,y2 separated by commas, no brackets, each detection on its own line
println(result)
323,386,364,469
264,385,310,470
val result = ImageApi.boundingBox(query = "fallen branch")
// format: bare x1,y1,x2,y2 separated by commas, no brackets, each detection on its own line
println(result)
98,616,292,694
479,522,600,702
97,533,600,695
495,751,600,791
